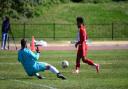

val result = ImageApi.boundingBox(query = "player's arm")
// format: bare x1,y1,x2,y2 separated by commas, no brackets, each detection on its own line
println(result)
29,50,40,61
18,51,22,62
29,47,40,61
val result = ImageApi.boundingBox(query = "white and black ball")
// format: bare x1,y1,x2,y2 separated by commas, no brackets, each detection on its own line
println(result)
61,60,69,68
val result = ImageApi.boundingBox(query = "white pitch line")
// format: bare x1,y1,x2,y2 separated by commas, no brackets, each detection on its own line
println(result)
0,55,44,58
13,79,57,89
0,55,17,58
0,62,19,65
0,77,57,89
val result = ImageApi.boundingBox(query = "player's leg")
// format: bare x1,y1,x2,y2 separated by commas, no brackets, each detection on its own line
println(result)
38,62,66,80
73,50,81,74
35,73,45,79
75,55,81,73
25,71,44,79
46,64,66,80
82,57,100,73
1,33,5,49
82,57,94,65
1,33,6,49
34,62,47,79
4,33,8,49
82,44,100,73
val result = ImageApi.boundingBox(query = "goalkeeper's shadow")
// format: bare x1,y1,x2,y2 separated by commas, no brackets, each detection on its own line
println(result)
0,77,32,80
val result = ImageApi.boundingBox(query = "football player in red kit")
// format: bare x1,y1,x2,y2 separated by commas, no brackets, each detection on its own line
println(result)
74,17,100,74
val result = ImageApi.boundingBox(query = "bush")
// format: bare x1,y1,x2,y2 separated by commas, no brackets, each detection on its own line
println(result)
112,0,128,2
34,9,42,17
71,0,128,3
25,10,34,18
42,0,60,5
71,0,82,2
8,9,19,19
87,0,112,3
60,0,71,3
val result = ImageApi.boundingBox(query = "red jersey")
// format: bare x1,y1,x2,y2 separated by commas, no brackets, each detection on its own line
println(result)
79,25,87,43
77,25,88,57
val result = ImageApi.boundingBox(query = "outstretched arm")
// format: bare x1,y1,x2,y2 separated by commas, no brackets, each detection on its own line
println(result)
28,47,40,61
29,50,40,61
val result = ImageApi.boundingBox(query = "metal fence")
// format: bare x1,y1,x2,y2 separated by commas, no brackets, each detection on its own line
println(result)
0,22,128,41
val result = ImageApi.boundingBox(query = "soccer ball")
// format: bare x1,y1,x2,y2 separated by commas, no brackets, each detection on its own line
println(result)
61,60,69,68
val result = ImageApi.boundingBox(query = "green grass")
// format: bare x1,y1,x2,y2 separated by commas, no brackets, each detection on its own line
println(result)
0,49,128,89
26,2,128,24
0,2,128,41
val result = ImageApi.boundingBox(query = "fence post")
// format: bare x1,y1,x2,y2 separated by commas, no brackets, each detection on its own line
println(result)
23,22,25,38
112,22,114,40
53,23,56,40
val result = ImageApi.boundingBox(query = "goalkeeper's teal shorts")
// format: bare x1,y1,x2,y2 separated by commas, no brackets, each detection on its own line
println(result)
27,62,47,76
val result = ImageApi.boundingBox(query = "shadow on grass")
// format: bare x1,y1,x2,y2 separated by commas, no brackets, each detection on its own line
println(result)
0,77,32,80
0,76,58,81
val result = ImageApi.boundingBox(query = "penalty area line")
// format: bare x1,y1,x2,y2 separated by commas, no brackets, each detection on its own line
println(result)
13,80,57,89
0,77,57,89
0,62,19,65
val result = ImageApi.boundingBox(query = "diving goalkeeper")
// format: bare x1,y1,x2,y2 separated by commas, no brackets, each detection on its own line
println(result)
18,39,66,80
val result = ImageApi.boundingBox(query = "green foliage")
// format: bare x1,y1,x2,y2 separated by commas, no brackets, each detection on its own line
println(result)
113,0,128,1
0,0,42,18
8,9,19,19
60,0,71,3
0,0,128,18
0,0,12,16
0,0,70,18
71,0,128,3
0,3,127,41
81,0,112,3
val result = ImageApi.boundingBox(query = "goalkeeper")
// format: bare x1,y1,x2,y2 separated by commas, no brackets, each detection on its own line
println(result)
18,39,66,80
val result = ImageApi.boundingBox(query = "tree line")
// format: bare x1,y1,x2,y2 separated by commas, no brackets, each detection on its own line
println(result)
0,0,127,18
0,0,43,18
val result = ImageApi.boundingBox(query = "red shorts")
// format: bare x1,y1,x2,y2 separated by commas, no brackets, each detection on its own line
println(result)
77,43,88,57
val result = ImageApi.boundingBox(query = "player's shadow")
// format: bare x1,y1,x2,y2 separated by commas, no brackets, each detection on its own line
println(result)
0,77,58,80
0,77,32,80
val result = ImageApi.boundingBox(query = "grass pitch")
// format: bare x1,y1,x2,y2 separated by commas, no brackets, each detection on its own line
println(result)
0,50,128,89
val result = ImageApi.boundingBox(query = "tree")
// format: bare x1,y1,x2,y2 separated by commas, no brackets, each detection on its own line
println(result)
0,0,43,18
0,0,12,17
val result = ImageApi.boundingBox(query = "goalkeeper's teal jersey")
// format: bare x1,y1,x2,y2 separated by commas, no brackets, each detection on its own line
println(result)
18,48,40,76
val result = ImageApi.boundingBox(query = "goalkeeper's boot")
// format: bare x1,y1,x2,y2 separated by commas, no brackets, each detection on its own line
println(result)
35,73,45,79
57,73,66,80
37,75,43,79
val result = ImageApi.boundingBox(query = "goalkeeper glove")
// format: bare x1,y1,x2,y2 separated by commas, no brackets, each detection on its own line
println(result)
36,46,40,53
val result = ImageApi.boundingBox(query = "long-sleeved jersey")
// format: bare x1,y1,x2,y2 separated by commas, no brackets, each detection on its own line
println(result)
18,48,40,76
2,20,10,33
77,25,88,56
77,25,88,44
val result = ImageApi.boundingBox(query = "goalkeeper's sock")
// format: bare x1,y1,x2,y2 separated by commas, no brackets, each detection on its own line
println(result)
49,65,59,74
